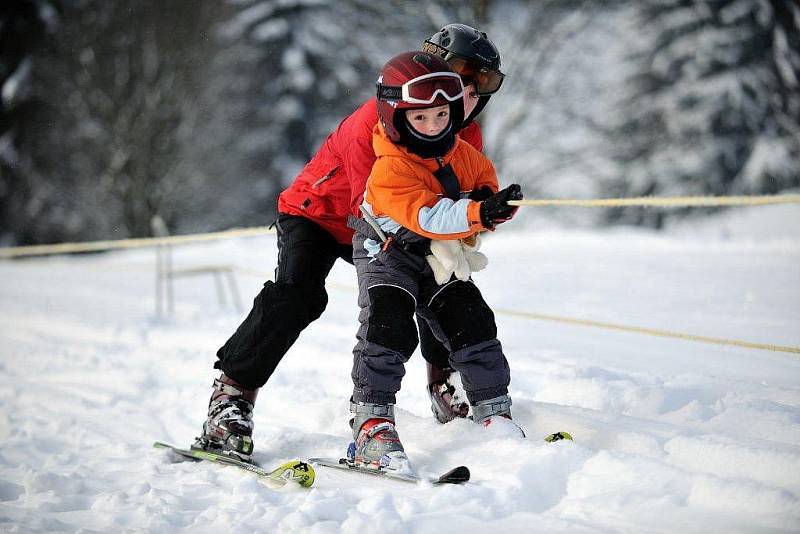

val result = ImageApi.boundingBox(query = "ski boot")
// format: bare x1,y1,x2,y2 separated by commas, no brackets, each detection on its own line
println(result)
347,402,412,474
427,363,469,423
192,373,258,461
472,395,526,438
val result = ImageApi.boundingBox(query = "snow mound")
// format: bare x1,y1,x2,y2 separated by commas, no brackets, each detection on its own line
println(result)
1,221,798,532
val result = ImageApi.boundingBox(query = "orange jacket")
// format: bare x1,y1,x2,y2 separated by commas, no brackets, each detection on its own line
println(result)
364,123,498,240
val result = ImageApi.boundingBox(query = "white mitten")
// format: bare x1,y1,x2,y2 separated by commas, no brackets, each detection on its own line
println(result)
453,248,471,281
427,239,467,285
461,234,488,272
426,253,452,285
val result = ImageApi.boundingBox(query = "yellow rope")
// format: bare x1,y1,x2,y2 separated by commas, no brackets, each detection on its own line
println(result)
270,276,800,356
3,194,797,259
0,226,275,259
495,308,800,355
1,195,797,354
508,193,800,208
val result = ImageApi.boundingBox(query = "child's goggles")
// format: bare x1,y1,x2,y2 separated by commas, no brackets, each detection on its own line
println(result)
377,72,465,105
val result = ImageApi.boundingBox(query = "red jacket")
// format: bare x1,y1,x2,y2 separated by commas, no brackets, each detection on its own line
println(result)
277,98,483,244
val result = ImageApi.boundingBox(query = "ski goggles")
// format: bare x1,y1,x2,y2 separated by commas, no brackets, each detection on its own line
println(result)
422,42,505,95
377,72,465,105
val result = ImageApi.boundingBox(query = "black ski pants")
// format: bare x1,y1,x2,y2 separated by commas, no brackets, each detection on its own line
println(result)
215,214,451,389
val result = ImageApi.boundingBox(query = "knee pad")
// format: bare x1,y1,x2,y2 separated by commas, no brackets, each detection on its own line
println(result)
299,283,329,322
258,281,328,325
366,285,417,357
429,281,497,351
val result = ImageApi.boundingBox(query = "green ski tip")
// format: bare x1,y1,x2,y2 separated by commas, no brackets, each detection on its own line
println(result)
544,431,573,443
268,460,316,488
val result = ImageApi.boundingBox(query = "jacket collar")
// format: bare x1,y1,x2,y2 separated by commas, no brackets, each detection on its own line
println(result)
373,122,457,168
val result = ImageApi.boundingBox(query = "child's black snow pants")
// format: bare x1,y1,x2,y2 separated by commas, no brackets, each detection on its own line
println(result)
351,232,511,406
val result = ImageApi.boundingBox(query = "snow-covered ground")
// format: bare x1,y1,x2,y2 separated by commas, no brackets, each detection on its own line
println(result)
1,206,799,533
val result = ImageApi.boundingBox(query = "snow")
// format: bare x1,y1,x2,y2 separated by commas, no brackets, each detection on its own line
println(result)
1,208,799,532
1,59,31,108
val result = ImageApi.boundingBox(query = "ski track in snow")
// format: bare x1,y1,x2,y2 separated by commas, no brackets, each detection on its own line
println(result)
1,212,799,533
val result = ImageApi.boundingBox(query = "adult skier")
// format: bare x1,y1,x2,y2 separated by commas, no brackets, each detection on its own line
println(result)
194,24,507,461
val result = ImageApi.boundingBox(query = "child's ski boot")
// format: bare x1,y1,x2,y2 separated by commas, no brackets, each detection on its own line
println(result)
192,373,258,461
472,395,526,438
427,364,469,423
347,402,412,474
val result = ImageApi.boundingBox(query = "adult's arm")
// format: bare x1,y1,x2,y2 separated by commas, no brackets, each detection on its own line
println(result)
460,122,484,153
343,135,377,216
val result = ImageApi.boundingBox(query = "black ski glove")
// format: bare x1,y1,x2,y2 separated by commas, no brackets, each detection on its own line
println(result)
468,185,494,201
479,184,523,229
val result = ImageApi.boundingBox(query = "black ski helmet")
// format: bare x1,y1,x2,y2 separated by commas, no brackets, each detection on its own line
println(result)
422,23,505,124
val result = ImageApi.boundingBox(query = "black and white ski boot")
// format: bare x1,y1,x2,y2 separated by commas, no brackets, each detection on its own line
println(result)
192,373,258,461
346,402,412,474
427,364,469,423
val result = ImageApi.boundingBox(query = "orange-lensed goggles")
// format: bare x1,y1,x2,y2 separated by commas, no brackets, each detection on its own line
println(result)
445,55,504,95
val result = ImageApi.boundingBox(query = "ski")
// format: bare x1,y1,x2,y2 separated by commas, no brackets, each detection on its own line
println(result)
308,457,469,485
153,441,315,488
544,431,573,443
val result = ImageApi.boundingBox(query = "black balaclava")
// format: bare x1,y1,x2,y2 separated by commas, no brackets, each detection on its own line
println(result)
394,100,461,159
398,115,455,159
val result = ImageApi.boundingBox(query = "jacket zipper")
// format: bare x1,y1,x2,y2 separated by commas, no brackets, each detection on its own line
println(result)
312,166,339,188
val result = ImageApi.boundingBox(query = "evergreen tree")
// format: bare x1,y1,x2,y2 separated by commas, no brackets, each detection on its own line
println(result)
611,0,800,226
0,0,61,245
202,0,485,232
30,0,232,240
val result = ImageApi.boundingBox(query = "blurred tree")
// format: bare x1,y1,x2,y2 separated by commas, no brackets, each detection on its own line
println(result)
192,0,491,234
609,0,800,226
0,0,61,245
3,0,495,243
26,0,230,240
4,0,799,244
483,0,615,198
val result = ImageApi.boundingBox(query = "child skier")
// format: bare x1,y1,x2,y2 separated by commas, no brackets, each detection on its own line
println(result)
347,51,524,472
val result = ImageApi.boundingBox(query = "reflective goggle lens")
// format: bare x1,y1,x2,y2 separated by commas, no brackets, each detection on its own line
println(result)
404,74,464,103
446,56,504,95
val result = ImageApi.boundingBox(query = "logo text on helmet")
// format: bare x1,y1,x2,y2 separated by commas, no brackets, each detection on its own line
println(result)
381,87,402,99
421,42,448,58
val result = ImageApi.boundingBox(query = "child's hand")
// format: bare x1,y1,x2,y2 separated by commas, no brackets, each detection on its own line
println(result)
479,184,523,228
468,185,494,201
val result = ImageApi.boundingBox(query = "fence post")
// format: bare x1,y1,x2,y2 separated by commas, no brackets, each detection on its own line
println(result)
151,215,171,316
